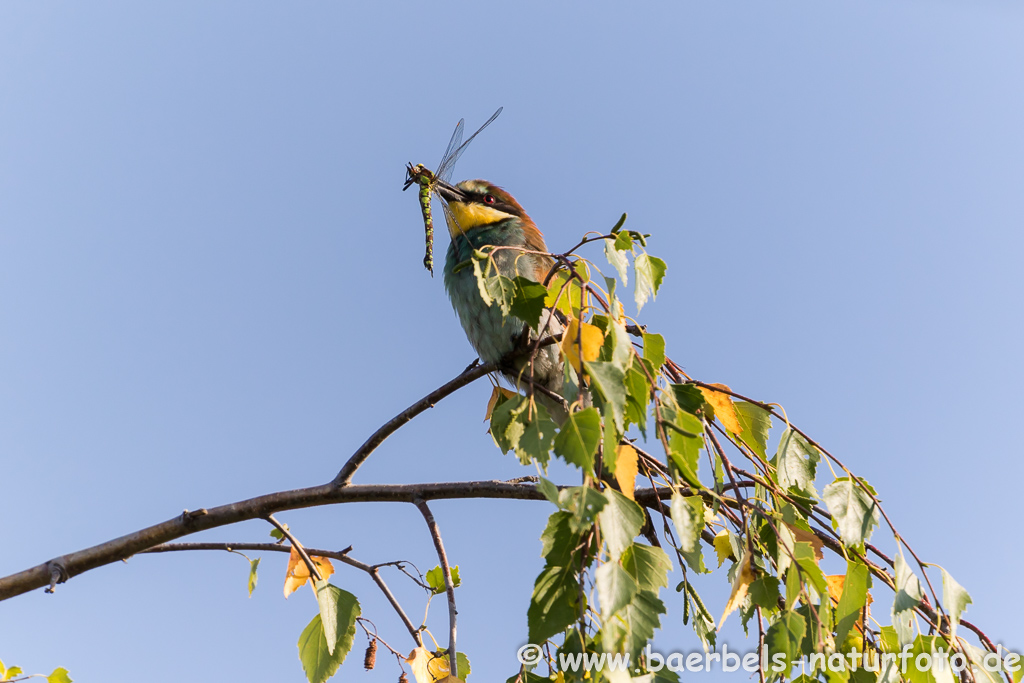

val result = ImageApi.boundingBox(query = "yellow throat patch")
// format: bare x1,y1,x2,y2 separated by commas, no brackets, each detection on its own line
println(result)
444,201,512,239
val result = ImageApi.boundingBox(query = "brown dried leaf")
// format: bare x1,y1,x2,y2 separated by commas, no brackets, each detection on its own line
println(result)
484,386,517,421
283,546,335,598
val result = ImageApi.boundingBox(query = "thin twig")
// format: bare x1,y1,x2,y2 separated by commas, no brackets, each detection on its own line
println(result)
334,362,498,485
414,500,458,678
142,541,423,646
265,515,321,581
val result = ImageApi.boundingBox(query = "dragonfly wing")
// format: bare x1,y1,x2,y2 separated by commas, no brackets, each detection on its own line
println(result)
437,196,466,239
436,106,503,183
437,119,464,176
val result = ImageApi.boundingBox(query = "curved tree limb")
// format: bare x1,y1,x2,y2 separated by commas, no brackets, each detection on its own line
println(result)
0,479,701,602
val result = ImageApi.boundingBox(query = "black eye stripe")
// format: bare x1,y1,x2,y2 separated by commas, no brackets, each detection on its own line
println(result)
468,191,520,217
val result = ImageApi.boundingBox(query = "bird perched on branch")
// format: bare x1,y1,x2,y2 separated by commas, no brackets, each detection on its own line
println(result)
437,179,569,422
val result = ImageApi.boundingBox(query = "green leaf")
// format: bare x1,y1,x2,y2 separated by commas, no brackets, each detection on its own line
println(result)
834,560,870,646
433,651,472,681
733,402,772,459
964,641,1012,683
623,366,650,437
506,674,549,683
270,525,287,540
620,543,672,592
489,395,527,454
775,522,795,578
775,428,821,497
822,478,880,548
314,581,360,657
541,511,584,567
642,333,665,369
684,582,717,650
891,550,923,647
749,576,782,612
653,668,681,683
509,276,549,330
893,549,924,615
892,606,915,649
670,492,703,554
681,545,708,574
613,229,632,249
456,652,471,680
47,669,72,683
558,485,608,534
514,402,557,467
545,270,582,318
765,611,807,680
553,407,601,473
938,566,972,639
634,253,666,312
486,274,517,316
528,565,580,643
670,383,706,416
426,565,462,595
785,565,802,610
605,237,630,285
666,417,702,487
585,360,627,432
248,557,260,597
298,606,357,683
599,489,645,560
793,542,828,596
596,561,639,617
1013,655,1024,683
471,255,493,307
605,318,633,370
600,589,665,660
536,476,560,505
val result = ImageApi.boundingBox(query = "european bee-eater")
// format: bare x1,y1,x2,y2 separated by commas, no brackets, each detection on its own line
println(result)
437,179,568,421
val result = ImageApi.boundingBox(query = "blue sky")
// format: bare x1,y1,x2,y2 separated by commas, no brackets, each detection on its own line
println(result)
1,1,1022,681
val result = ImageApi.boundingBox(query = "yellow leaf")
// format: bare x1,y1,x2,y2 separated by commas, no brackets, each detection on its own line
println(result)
406,648,455,683
614,444,639,500
698,384,743,434
561,317,604,374
826,574,845,604
484,386,517,421
791,527,824,562
713,530,733,567
283,546,336,598
719,550,754,629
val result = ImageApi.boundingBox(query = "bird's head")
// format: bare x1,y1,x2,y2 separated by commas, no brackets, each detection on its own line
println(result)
437,179,553,282
437,179,538,244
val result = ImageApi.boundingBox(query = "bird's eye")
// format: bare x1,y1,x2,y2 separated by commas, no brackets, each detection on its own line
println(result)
484,194,496,205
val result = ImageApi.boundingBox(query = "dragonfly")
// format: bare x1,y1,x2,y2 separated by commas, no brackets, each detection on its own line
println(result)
404,107,503,275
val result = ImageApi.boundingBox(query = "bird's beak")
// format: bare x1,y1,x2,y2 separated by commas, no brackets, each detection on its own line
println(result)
436,181,468,204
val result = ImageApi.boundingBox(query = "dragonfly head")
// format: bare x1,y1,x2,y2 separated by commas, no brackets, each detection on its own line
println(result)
403,163,434,191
